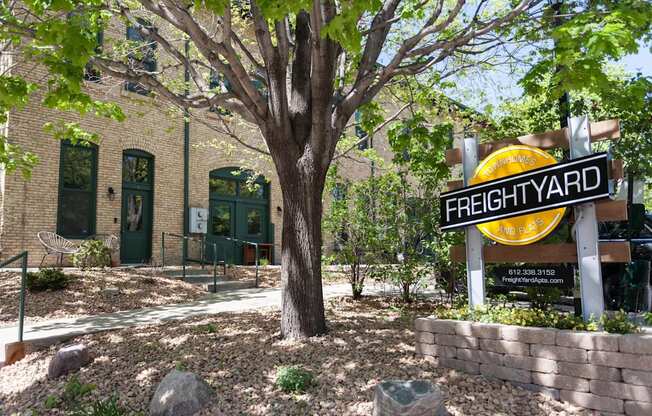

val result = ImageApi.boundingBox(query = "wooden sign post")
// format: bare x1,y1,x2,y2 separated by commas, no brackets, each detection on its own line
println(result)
462,137,485,308
569,115,605,320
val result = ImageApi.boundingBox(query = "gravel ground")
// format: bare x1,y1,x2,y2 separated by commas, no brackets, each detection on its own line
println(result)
0,296,589,416
229,265,349,288
0,269,205,327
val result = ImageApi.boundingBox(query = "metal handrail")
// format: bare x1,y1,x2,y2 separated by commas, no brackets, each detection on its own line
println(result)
160,233,264,288
160,233,224,290
223,237,262,288
0,251,28,342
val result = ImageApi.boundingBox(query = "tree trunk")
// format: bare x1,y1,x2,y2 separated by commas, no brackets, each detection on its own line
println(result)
277,152,328,339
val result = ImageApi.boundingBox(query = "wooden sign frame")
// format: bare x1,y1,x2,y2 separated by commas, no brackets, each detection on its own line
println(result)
448,118,627,320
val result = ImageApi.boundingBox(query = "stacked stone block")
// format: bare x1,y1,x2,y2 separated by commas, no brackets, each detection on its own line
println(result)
415,317,652,415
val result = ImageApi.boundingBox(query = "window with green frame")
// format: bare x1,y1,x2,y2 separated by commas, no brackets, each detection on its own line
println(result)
57,142,98,237
209,169,267,199
125,18,157,95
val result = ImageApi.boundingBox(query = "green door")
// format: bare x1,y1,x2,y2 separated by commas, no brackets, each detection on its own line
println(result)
238,203,266,244
206,168,270,265
121,150,154,264
208,200,237,264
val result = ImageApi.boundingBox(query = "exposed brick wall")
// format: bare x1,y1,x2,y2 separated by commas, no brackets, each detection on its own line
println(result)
415,317,652,416
0,67,391,267
0,15,466,267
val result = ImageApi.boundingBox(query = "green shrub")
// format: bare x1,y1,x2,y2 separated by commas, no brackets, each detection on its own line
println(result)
275,365,315,393
72,240,111,269
601,310,641,334
643,312,652,326
524,287,562,310
26,268,71,292
435,305,612,332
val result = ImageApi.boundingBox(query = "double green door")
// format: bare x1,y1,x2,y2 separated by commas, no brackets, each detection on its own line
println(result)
207,199,268,264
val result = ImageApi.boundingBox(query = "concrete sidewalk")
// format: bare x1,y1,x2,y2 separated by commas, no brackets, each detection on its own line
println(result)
0,283,398,365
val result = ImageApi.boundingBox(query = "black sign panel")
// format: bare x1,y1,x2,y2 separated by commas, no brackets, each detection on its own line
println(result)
493,265,575,288
440,153,610,231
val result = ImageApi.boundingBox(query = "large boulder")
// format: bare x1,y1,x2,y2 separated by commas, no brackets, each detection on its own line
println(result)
47,344,92,379
149,370,214,416
373,380,447,416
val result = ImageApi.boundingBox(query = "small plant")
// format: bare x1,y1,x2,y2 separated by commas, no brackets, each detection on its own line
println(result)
193,323,217,334
44,394,60,409
258,258,270,267
62,376,97,407
525,287,562,310
141,276,156,285
71,396,139,416
275,365,315,393
26,268,71,292
175,361,187,371
72,240,111,269
43,376,96,410
643,312,652,326
601,310,641,334
42,377,140,415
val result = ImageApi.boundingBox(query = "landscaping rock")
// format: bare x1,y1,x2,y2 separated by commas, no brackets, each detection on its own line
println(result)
149,370,214,416
47,344,92,379
101,287,121,296
373,380,447,416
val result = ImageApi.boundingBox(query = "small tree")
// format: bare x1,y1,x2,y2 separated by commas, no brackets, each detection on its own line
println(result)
323,168,384,299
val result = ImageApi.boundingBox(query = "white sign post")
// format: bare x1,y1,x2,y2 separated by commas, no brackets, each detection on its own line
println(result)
462,137,486,307
568,115,605,321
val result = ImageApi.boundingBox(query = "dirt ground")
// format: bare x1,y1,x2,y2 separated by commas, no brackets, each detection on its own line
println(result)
0,296,589,416
228,265,349,288
0,268,205,327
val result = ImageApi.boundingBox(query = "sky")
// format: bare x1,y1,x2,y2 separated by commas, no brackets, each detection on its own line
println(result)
442,42,652,116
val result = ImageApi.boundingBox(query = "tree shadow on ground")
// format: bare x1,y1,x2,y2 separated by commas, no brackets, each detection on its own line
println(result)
0,269,206,327
0,296,590,416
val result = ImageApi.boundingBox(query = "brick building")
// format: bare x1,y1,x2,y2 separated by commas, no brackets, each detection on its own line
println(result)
0,14,465,267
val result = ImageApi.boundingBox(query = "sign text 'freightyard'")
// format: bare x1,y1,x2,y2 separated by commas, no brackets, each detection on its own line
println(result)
440,152,610,230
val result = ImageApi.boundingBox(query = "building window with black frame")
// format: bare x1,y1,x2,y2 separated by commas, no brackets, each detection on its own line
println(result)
332,183,349,252
57,141,98,238
83,30,104,82
208,69,232,115
125,19,157,95
354,110,369,150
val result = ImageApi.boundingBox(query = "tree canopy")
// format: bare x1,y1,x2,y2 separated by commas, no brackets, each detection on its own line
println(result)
1,0,651,338
1,0,650,169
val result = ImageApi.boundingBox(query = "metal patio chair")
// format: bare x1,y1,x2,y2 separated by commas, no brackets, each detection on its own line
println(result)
37,231,80,266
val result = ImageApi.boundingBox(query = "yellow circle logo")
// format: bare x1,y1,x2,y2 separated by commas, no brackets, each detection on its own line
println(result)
469,145,566,245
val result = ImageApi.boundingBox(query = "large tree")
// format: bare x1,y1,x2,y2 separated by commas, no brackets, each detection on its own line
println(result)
1,0,650,338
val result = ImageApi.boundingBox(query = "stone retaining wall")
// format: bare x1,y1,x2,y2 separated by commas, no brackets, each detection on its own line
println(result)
415,317,652,415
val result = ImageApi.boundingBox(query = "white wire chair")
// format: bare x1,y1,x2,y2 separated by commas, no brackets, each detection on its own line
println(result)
37,231,80,266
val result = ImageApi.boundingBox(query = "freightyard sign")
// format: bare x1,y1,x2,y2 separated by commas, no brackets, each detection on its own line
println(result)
440,151,610,232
